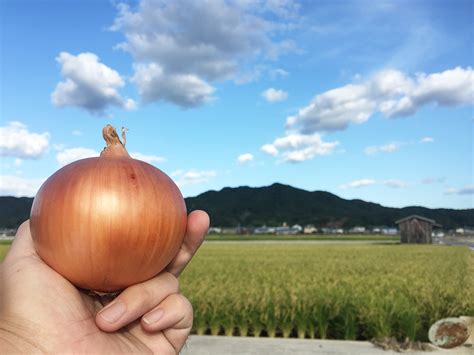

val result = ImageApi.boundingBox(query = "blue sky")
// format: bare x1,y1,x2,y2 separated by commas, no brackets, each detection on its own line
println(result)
1,0,473,209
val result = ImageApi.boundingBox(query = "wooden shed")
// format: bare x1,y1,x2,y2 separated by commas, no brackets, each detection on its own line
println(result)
395,215,441,244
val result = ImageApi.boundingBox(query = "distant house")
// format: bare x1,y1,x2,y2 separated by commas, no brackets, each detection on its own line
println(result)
349,226,366,233
381,227,398,235
396,215,441,244
275,226,290,235
320,227,344,234
291,224,303,233
221,227,239,234
275,225,301,235
304,225,318,234
454,227,474,235
208,227,222,234
464,227,474,235
267,227,276,234
0,228,15,240
254,226,270,234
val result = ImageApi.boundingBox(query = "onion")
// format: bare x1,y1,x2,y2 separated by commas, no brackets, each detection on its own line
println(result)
30,125,187,292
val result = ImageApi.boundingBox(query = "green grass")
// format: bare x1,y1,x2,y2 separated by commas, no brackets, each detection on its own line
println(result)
205,234,400,241
180,243,474,340
0,243,11,261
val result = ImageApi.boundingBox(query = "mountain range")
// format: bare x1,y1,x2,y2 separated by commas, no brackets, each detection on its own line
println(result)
185,183,473,229
2,183,472,230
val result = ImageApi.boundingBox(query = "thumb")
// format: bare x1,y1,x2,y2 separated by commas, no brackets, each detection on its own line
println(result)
4,220,38,263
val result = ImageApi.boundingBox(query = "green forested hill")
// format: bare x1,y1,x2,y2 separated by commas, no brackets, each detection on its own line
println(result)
0,196,34,229
1,183,473,229
185,183,473,229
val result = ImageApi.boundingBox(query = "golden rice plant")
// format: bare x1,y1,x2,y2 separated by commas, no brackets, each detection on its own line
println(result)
180,243,473,341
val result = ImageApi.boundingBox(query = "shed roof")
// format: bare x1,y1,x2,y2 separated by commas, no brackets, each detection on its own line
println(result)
395,214,441,227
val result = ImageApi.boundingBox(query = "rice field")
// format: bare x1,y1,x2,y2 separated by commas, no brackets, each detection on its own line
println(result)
180,243,474,341
1,240,472,341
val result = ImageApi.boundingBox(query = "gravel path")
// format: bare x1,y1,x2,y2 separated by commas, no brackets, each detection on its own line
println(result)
181,336,473,355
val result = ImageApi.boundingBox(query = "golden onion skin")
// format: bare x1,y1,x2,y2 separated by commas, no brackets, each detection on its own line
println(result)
30,127,187,292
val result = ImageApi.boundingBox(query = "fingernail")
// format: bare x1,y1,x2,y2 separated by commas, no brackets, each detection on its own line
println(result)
143,309,164,324
99,301,126,323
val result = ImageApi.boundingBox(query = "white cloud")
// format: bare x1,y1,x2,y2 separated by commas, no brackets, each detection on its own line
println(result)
370,69,414,97
458,186,474,195
269,68,289,79
421,177,445,184
56,147,99,166
111,0,298,107
170,169,185,177
365,138,432,154
364,142,402,155
132,63,215,107
384,179,408,188
0,175,45,197
288,83,376,132
72,130,83,136
53,144,66,151
410,67,474,108
261,144,279,156
262,88,288,102
237,153,254,164
0,121,50,159
287,67,474,134
130,152,166,165
261,133,339,163
420,137,434,143
51,52,136,115
445,185,474,195
340,179,376,189
171,169,217,187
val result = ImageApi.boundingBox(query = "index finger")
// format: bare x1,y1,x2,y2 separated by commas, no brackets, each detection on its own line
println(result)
166,210,209,277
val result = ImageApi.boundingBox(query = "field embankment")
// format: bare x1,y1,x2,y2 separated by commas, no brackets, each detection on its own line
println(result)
205,234,399,242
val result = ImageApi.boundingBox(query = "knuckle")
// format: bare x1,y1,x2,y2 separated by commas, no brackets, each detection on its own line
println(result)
121,272,180,308
175,294,193,314
162,272,179,293
141,284,155,301
124,280,155,302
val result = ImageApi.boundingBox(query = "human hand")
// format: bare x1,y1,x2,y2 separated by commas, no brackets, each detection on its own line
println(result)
0,210,209,354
